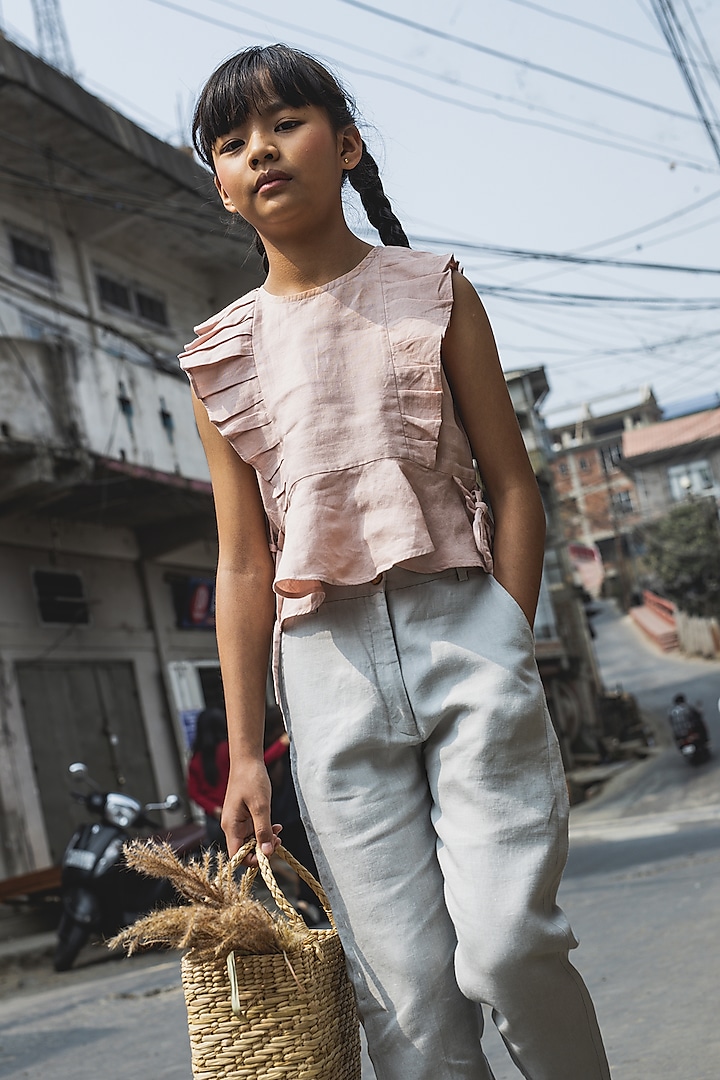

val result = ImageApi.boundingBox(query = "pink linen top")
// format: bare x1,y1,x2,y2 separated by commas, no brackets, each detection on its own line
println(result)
179,246,493,625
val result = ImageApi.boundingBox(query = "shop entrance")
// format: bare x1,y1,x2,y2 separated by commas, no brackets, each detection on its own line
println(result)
16,660,157,863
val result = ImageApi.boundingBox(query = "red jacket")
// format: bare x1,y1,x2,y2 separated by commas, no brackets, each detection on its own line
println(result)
187,742,230,816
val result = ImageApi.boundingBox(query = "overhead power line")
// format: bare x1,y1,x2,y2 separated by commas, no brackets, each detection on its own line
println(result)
411,235,720,275
338,0,716,128
650,0,720,165
204,0,713,171
505,0,675,58
475,283,719,310
141,0,715,173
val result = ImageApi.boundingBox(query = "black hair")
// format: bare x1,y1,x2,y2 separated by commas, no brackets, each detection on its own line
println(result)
672,693,686,705
192,44,410,269
191,707,227,786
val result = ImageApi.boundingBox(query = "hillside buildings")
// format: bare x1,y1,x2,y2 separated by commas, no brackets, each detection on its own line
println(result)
548,388,662,600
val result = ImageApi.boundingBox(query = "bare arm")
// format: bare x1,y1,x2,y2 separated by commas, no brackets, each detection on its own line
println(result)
441,272,546,625
191,391,278,858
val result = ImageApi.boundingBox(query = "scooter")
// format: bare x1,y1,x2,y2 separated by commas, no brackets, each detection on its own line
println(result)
669,700,711,767
55,762,205,972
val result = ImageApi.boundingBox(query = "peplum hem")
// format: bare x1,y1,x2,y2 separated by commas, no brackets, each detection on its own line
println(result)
273,457,483,601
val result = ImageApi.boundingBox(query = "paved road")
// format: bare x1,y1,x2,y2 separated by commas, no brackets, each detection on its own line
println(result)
2,606,719,1079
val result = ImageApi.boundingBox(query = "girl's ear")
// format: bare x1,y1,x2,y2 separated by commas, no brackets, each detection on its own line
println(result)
339,124,363,170
214,175,238,213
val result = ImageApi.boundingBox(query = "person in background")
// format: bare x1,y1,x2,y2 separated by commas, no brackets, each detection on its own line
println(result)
263,705,323,923
187,707,230,851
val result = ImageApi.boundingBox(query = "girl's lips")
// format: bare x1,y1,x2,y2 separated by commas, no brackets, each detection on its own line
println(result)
255,171,292,193
258,178,290,194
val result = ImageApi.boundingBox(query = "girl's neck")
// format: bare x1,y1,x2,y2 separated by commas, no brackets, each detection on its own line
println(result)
261,224,373,296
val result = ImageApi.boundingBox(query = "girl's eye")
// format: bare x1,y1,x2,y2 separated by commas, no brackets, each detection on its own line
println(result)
220,139,244,153
276,120,300,132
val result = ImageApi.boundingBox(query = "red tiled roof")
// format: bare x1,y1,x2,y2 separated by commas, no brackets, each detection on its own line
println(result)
623,409,720,459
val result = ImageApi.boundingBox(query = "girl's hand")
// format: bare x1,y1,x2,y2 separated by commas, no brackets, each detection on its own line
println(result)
221,758,283,864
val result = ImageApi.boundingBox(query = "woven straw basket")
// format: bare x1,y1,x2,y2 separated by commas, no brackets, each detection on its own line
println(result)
181,840,360,1080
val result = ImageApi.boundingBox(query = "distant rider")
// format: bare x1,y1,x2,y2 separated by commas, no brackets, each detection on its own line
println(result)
668,694,708,743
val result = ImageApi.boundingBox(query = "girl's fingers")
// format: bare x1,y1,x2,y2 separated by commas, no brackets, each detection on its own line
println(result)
230,823,283,864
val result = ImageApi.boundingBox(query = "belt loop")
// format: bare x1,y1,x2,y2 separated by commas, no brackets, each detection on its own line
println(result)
456,567,469,581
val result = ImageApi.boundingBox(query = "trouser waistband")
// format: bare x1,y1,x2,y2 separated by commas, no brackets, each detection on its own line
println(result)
321,565,484,603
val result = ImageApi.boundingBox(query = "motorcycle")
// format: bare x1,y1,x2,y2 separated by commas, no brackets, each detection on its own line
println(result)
669,699,711,767
55,762,206,972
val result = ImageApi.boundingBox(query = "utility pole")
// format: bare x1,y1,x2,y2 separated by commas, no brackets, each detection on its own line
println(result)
30,0,76,78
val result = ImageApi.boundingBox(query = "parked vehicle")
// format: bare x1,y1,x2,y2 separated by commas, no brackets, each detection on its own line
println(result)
55,762,205,971
668,695,711,767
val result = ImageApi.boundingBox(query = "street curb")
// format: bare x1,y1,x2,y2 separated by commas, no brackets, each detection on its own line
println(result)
0,930,55,967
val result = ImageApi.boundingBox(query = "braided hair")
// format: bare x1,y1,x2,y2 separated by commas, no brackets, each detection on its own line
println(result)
192,45,409,270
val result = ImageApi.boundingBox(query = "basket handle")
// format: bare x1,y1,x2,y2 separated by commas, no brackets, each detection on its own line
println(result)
230,840,336,929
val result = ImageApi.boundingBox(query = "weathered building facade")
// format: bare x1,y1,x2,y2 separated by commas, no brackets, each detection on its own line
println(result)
0,37,260,877
506,369,603,768
621,408,720,521
548,388,662,601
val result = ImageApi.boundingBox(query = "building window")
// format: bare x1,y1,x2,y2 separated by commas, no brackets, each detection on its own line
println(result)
95,268,168,327
578,457,589,471
668,460,715,501
558,461,568,476
97,273,133,312
135,290,168,326
10,232,54,281
601,443,622,473
168,575,216,629
611,490,634,515
32,570,89,625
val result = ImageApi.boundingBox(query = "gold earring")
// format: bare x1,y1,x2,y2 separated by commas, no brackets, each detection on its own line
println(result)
343,157,349,164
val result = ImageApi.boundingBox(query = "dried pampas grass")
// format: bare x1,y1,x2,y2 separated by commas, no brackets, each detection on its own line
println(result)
108,839,310,964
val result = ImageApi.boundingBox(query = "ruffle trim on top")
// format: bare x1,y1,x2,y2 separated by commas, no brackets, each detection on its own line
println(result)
178,292,283,494
380,250,458,472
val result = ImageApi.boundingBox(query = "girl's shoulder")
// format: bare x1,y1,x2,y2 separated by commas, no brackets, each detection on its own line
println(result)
180,289,258,365
375,246,458,278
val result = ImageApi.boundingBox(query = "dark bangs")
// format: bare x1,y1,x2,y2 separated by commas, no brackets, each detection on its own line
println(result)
192,45,356,169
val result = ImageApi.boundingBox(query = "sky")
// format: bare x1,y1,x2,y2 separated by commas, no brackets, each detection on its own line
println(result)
2,0,720,421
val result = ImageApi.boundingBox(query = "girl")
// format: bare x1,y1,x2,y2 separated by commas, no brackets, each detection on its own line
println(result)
181,44,611,1080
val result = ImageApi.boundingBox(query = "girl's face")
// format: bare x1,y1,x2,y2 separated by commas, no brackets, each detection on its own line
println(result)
212,101,361,242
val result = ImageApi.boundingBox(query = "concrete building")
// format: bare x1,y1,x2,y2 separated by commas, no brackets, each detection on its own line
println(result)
506,369,604,768
0,37,261,879
621,407,720,520
548,388,662,601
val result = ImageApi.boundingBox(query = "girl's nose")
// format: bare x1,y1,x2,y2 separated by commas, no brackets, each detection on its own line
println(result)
248,134,278,168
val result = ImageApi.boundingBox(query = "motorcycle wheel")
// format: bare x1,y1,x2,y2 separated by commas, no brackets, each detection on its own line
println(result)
54,917,89,972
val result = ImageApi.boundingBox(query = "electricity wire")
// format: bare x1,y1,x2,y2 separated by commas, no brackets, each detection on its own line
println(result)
202,0,713,171
650,0,720,165
143,0,718,173
504,0,681,58
337,0,716,127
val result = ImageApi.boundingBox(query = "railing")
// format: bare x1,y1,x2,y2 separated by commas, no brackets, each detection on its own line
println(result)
675,610,720,658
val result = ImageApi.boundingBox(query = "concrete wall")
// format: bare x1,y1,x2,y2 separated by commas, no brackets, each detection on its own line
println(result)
0,516,219,877
0,191,214,482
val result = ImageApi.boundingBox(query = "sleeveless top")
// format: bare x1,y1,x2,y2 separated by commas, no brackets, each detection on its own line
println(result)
179,246,493,624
